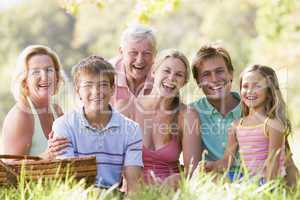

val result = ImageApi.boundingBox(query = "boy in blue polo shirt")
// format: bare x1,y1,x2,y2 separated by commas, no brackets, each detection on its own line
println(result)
52,55,143,192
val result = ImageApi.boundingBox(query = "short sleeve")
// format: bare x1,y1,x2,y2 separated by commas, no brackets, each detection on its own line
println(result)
52,117,75,158
124,124,143,167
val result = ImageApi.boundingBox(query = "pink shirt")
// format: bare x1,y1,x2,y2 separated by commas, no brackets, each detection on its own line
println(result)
236,118,286,178
143,135,181,183
110,56,153,114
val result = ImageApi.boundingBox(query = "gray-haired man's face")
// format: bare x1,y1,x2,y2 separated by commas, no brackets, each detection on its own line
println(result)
121,38,155,83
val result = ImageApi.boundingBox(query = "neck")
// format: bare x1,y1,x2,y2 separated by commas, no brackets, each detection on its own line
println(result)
148,89,177,111
248,106,266,118
84,106,112,129
207,93,238,117
126,74,146,96
27,96,51,114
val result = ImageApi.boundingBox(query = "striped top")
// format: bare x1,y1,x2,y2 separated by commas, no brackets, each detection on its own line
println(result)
53,106,143,188
236,118,286,178
143,135,181,183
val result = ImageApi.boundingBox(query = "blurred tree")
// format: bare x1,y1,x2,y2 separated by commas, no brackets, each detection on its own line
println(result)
0,0,88,126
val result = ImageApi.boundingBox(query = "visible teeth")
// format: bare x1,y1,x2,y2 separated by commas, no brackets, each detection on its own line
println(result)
132,65,144,70
162,83,176,90
246,96,257,100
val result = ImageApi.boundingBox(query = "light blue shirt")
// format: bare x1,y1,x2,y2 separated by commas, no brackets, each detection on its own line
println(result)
52,106,143,188
190,92,241,162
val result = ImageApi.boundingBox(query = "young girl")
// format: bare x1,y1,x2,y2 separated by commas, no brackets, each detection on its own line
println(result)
220,65,291,182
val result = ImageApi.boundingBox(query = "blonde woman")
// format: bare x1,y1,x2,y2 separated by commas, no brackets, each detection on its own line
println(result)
1,45,69,159
117,49,201,187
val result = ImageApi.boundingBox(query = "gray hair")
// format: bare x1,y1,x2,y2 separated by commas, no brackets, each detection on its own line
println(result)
120,24,157,51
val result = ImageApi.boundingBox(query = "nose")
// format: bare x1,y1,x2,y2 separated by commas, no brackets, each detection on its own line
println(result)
210,72,218,82
135,52,144,64
40,70,48,81
91,84,101,95
168,72,177,82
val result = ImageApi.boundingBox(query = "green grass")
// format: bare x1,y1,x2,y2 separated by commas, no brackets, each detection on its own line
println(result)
1,170,300,200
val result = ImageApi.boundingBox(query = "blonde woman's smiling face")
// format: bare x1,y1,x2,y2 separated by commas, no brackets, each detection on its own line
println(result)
26,54,57,103
153,57,187,97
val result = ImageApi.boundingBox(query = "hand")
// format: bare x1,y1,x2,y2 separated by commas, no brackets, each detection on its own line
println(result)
43,131,69,159
204,161,215,172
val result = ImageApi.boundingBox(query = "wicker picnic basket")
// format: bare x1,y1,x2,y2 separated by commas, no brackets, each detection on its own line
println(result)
0,155,97,186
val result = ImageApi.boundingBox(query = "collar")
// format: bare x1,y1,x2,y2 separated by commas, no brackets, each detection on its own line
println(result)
204,91,241,117
79,105,121,132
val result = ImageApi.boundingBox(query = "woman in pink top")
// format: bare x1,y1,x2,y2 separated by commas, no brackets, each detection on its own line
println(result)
209,65,291,182
117,49,201,187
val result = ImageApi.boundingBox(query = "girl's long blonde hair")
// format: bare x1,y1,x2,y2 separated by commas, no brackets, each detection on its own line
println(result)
239,64,291,134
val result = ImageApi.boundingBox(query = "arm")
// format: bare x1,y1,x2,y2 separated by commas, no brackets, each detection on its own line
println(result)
265,119,285,180
1,105,33,155
123,124,143,193
179,106,201,177
205,120,239,172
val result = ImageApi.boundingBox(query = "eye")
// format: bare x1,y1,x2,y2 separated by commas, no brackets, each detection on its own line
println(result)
176,73,184,77
216,69,225,74
128,51,138,56
242,83,248,89
163,69,171,73
47,67,55,73
99,82,110,88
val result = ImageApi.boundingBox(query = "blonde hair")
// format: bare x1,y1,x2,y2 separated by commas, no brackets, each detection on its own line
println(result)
12,45,64,102
240,64,292,134
153,49,190,85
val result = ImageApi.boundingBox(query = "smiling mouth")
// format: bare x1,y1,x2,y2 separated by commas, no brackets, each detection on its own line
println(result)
161,82,176,92
246,96,257,100
132,64,145,70
38,83,51,89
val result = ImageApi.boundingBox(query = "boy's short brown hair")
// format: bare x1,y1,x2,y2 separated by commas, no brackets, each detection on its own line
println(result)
72,55,115,87
191,44,234,83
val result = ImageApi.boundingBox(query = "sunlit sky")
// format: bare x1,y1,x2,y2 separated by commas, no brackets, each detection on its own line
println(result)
0,0,23,10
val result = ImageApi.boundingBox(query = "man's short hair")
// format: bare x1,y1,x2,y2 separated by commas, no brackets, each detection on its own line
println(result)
72,55,115,87
192,44,234,83
120,24,156,51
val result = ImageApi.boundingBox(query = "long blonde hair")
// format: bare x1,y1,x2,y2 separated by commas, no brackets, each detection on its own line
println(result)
239,64,291,134
12,45,65,103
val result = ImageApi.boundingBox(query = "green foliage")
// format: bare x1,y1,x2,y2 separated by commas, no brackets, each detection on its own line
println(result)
0,169,299,200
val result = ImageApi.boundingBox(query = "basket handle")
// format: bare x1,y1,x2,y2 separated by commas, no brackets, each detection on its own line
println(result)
0,154,42,160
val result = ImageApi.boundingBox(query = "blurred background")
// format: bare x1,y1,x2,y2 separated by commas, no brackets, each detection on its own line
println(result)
0,0,299,162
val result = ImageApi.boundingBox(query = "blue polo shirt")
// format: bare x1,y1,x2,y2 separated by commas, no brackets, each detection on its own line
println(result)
52,106,143,188
190,92,241,162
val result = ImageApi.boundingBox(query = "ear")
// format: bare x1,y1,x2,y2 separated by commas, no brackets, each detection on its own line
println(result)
119,46,123,55
75,85,81,100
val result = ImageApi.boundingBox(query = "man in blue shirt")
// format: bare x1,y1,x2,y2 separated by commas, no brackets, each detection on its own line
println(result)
190,44,240,175
53,55,143,192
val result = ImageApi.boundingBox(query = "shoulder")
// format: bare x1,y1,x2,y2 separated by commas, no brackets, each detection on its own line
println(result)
109,56,122,71
113,109,140,129
189,97,206,108
53,109,80,127
2,104,33,137
178,104,199,120
266,118,286,135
